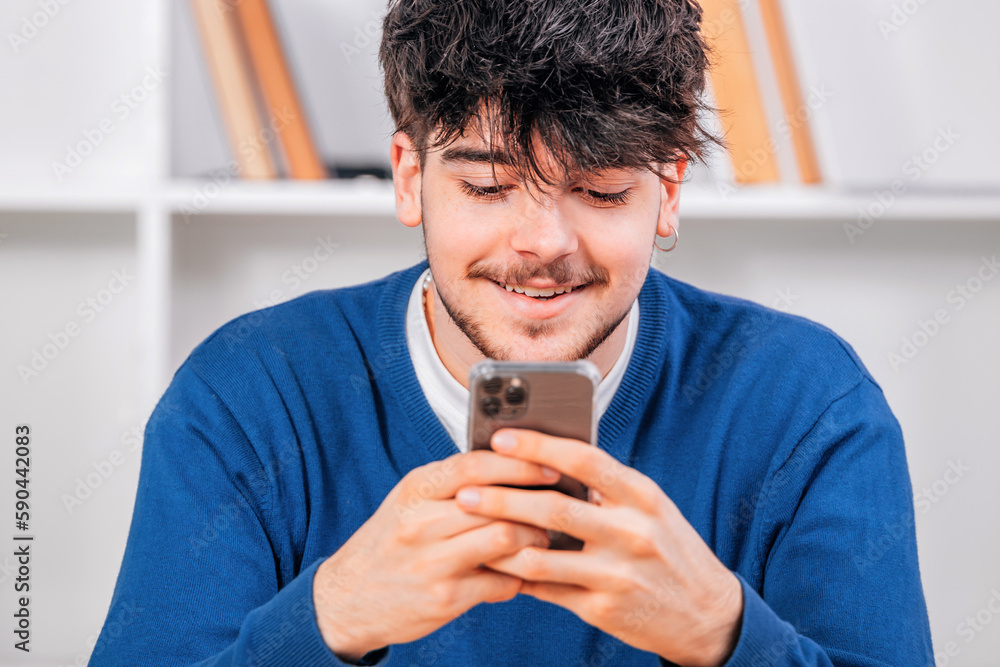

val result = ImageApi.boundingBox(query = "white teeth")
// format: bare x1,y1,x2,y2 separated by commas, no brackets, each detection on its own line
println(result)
499,281,581,297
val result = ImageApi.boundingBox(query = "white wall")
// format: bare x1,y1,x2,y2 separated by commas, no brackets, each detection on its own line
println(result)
0,213,141,666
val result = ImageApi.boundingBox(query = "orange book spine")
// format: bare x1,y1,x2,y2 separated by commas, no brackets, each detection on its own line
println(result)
235,0,326,180
699,0,780,184
758,0,822,184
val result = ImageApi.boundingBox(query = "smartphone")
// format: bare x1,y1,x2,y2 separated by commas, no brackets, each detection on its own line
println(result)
468,359,601,550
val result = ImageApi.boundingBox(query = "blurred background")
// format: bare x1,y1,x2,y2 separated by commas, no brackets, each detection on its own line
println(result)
1,0,998,664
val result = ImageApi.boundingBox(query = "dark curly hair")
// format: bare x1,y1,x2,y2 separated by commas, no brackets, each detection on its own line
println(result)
378,0,724,188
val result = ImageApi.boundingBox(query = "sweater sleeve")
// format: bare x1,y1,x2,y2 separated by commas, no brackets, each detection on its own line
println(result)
665,377,935,667
89,360,392,666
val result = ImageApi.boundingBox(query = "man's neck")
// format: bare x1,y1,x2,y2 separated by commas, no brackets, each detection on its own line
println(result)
423,280,629,390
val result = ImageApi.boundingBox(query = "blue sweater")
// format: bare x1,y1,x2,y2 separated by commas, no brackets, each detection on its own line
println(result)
91,260,934,666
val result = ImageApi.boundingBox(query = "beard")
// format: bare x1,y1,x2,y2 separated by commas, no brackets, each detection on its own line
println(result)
438,287,631,361
422,230,634,362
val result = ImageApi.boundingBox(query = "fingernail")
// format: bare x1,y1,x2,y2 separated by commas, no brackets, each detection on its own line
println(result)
457,488,480,506
541,466,560,479
492,431,516,452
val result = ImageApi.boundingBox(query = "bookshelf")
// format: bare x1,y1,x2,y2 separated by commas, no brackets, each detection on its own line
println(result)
2,0,997,476
2,0,999,664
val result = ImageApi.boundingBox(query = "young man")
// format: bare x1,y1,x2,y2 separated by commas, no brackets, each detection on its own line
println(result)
92,1,933,665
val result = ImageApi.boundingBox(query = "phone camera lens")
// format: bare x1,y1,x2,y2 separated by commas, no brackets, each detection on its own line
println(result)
504,384,526,405
481,396,501,416
483,376,503,394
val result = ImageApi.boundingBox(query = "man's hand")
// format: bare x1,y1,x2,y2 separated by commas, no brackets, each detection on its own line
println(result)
453,428,745,667
312,450,558,662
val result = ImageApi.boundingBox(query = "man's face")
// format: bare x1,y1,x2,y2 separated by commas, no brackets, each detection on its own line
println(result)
395,129,681,362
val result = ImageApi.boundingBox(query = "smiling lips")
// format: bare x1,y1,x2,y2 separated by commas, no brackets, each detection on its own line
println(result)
490,278,589,318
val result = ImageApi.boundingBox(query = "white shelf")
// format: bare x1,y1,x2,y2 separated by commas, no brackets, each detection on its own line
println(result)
677,187,1000,221
165,178,397,216
4,180,997,222
0,185,144,213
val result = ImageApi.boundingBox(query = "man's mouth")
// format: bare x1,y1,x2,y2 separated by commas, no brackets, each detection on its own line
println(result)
492,280,590,301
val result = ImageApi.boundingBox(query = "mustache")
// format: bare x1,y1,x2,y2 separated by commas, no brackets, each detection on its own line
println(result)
467,262,610,287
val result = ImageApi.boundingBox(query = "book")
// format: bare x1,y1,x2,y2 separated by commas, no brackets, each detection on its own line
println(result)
234,0,327,180
699,0,781,184
188,0,277,179
758,0,822,184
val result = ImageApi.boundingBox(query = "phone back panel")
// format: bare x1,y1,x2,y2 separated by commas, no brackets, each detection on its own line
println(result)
468,361,599,550
468,361,598,448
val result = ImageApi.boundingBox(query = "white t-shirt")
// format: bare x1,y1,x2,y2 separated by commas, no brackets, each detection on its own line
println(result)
404,267,639,452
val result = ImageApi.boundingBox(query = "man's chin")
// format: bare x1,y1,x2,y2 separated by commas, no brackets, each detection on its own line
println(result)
476,334,593,363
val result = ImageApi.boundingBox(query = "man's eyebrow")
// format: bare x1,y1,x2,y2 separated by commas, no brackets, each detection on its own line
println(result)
439,146,514,167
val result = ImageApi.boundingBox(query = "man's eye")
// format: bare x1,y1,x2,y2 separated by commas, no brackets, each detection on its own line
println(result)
459,182,511,201
576,187,633,206
459,181,632,206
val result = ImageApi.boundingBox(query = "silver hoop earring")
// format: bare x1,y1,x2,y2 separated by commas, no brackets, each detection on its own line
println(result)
654,227,679,252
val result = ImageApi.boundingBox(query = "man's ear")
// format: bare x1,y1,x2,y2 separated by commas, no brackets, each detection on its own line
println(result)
390,132,422,228
655,158,687,238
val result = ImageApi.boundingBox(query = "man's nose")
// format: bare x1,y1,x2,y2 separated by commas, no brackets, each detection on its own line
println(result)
508,191,579,264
